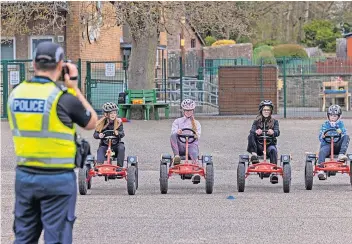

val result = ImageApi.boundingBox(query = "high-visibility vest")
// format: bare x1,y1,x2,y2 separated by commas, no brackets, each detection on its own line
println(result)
7,80,77,169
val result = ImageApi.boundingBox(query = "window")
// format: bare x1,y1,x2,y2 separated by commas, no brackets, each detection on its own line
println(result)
30,36,54,59
1,38,16,60
191,38,196,48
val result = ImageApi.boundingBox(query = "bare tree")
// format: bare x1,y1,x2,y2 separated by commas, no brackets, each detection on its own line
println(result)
112,1,253,89
1,1,68,38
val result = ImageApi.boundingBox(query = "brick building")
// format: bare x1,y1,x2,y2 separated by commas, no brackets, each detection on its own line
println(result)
1,2,204,85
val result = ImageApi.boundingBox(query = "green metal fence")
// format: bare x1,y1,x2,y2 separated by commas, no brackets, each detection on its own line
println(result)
1,57,352,119
85,61,127,115
195,57,352,118
1,59,81,118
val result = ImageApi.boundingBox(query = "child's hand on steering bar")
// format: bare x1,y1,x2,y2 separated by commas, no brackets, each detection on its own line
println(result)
255,129,262,135
99,133,104,138
336,128,342,134
267,129,274,135
177,129,182,135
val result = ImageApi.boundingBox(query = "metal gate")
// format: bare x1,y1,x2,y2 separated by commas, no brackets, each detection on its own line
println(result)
1,60,30,118
85,61,127,114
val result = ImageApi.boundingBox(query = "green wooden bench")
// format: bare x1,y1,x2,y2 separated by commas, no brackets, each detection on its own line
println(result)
118,89,170,120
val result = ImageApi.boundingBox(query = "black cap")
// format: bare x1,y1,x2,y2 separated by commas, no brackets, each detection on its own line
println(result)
34,42,64,64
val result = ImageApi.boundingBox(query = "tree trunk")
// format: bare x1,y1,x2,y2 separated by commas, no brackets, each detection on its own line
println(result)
298,1,309,43
286,3,293,42
128,30,158,90
304,1,309,23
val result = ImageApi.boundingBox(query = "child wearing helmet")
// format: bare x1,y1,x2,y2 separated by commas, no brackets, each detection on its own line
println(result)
317,104,350,180
170,99,201,166
93,102,125,167
247,100,280,166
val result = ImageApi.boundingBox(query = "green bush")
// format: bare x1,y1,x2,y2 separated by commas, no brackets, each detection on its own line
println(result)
253,40,283,49
272,44,308,58
303,19,341,52
255,50,277,65
253,45,273,58
205,36,217,46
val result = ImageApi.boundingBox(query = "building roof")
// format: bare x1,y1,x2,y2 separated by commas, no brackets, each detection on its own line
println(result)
120,43,167,50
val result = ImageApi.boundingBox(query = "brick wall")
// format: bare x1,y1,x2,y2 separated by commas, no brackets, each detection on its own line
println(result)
11,24,65,60
166,21,203,51
65,2,122,92
218,66,278,115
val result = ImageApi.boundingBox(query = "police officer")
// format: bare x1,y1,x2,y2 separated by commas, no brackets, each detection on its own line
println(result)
7,42,98,243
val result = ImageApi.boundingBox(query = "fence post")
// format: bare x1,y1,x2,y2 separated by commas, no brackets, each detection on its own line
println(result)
163,58,167,103
77,58,82,90
19,63,25,82
180,56,183,106
86,61,91,103
301,59,305,107
283,57,287,118
123,60,128,91
2,61,9,118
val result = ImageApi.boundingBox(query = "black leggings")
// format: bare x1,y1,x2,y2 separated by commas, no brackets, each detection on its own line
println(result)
247,133,278,164
97,142,125,166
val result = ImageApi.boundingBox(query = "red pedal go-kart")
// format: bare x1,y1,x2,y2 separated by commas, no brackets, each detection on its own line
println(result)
78,130,139,195
304,128,352,190
237,129,292,193
159,128,214,194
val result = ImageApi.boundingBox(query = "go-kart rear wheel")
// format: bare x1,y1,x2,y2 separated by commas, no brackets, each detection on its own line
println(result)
160,164,168,194
205,164,214,194
127,166,137,195
78,166,89,195
305,161,313,190
237,163,246,192
282,163,291,193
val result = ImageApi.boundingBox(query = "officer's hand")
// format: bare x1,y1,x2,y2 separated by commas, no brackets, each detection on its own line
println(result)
336,129,342,134
99,133,104,138
64,63,79,89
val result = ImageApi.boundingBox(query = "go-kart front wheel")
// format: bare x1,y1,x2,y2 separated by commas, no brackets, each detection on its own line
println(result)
282,163,291,193
237,163,246,192
78,166,90,195
305,161,313,190
127,166,137,195
160,164,168,194
205,164,214,194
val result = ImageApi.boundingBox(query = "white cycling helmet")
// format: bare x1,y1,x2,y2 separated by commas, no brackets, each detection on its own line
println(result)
102,102,118,113
181,99,196,110
327,104,342,117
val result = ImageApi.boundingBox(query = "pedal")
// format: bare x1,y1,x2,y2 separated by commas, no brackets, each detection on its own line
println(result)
192,174,201,184
270,175,278,184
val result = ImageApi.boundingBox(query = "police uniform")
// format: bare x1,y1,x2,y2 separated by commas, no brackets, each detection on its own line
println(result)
8,42,92,244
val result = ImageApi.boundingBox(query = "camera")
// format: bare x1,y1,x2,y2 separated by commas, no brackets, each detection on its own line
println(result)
60,60,74,81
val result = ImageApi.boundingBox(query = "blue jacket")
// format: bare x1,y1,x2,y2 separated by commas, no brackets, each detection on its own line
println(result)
319,120,347,144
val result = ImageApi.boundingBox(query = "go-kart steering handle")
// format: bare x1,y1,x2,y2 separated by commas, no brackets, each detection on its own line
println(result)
256,129,274,145
102,130,118,139
177,128,197,144
322,128,341,144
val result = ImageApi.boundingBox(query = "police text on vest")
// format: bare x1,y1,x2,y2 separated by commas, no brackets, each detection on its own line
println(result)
12,99,46,113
